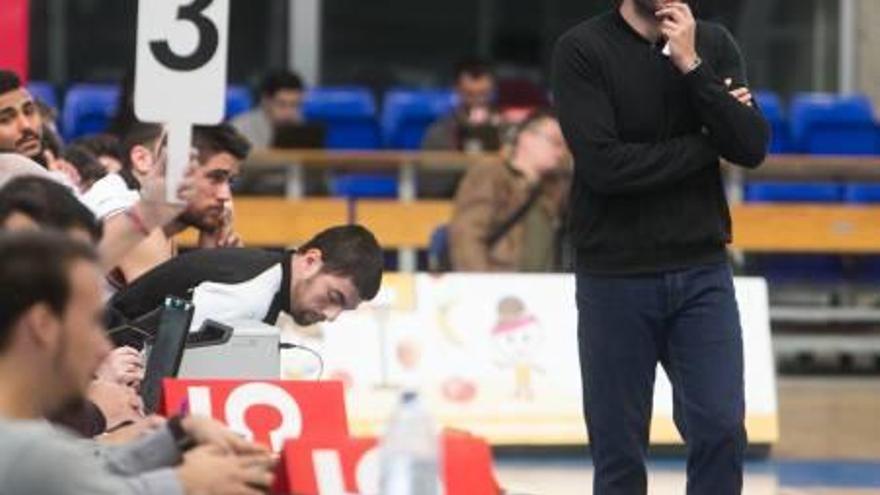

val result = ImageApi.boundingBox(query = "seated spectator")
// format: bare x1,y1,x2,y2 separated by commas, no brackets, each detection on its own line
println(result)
449,109,570,272
0,152,197,281
422,57,502,152
109,225,384,337
0,175,102,243
0,70,46,166
0,152,55,188
0,176,143,435
59,144,108,193
74,133,125,174
231,69,305,149
0,70,82,185
82,122,250,287
0,231,274,494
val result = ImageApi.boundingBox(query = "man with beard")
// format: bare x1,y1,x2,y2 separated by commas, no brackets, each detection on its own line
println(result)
552,0,769,494
107,225,384,336
83,122,250,288
0,232,276,494
0,70,46,165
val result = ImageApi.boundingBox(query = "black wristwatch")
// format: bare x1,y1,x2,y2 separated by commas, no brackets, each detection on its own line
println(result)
167,415,197,453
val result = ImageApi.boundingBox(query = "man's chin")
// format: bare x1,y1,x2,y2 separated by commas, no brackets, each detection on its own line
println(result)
292,312,321,327
18,143,43,159
180,214,221,233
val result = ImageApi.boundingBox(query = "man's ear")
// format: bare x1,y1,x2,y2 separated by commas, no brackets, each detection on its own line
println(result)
301,248,324,276
129,145,155,176
19,303,62,351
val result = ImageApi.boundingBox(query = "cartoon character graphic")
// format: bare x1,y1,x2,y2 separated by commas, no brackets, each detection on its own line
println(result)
491,296,544,401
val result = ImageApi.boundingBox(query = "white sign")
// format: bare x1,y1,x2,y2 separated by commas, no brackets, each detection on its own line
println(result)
281,274,780,446
134,0,230,200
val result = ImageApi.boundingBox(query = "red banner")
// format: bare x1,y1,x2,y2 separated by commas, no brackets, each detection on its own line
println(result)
160,379,350,451
0,0,29,81
275,432,500,495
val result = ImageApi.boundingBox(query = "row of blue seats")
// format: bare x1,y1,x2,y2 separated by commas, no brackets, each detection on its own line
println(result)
756,91,880,155
30,82,880,156
746,182,880,203
27,82,458,148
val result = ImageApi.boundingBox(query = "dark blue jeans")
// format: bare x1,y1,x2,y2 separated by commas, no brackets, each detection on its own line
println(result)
576,262,746,495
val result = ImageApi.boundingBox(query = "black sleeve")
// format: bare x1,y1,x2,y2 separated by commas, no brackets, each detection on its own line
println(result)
683,24,770,168
551,34,719,195
107,248,282,328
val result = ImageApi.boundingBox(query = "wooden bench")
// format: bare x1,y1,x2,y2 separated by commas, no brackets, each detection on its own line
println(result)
179,198,880,255
176,198,349,247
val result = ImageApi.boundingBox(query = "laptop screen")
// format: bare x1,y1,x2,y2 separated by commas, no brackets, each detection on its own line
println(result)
139,297,194,414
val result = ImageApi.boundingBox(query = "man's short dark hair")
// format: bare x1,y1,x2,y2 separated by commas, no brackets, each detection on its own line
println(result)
297,225,384,301
259,70,305,99
73,134,124,163
193,123,252,162
0,231,98,351
61,145,107,187
0,70,22,95
121,122,164,170
0,176,103,243
453,57,494,82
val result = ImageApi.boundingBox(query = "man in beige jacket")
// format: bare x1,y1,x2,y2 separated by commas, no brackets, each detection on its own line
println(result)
449,110,570,272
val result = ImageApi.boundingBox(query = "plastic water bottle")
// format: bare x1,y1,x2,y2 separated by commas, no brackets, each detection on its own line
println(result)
379,391,441,495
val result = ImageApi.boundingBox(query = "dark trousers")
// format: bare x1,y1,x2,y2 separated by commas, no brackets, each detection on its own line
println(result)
576,262,746,495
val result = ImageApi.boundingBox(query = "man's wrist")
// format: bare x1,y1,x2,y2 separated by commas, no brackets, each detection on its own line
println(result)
677,53,701,74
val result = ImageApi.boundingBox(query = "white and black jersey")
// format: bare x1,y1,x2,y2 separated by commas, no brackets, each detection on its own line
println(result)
107,248,294,335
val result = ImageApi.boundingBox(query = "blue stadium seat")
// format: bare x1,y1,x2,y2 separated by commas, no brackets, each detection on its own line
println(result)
428,224,451,272
754,90,792,153
748,255,845,284
26,81,58,110
382,89,456,149
303,87,381,149
329,173,398,198
225,85,253,120
789,93,879,155
745,182,844,203
745,181,845,283
62,84,120,140
844,184,880,203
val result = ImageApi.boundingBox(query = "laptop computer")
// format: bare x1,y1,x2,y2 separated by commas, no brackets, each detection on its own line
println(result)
272,123,327,149
458,124,501,152
139,297,194,414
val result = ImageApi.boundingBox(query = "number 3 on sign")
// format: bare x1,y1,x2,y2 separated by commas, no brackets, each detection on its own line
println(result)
135,0,229,201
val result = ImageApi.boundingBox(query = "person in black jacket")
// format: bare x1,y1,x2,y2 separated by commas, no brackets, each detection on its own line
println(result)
552,1,769,494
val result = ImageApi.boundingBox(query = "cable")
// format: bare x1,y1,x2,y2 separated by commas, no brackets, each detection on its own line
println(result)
279,342,324,381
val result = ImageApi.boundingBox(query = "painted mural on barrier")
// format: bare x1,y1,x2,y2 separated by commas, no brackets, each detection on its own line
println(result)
279,274,778,446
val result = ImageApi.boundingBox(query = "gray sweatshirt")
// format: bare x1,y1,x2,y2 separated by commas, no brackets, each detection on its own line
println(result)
0,418,183,495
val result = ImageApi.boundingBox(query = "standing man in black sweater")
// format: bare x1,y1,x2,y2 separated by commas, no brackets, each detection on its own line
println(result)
552,1,769,494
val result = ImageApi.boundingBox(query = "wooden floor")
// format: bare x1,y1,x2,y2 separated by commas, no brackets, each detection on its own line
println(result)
494,377,880,494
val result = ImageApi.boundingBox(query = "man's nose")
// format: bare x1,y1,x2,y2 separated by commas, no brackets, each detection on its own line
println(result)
16,113,36,134
217,181,232,201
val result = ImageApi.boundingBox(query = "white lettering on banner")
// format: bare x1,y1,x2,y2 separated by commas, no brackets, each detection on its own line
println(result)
224,382,303,451
186,386,213,416
313,450,348,494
